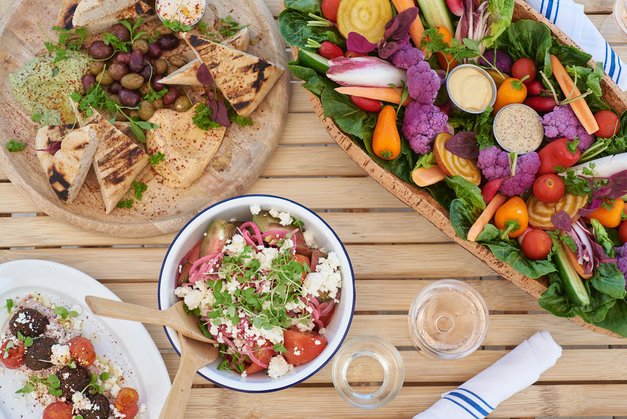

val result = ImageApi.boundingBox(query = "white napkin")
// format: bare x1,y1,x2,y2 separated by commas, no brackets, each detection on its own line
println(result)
526,0,627,90
413,331,562,419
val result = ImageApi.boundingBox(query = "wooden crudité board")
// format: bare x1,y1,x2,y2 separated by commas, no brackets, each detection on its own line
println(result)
2,0,627,417
304,0,627,338
0,0,289,237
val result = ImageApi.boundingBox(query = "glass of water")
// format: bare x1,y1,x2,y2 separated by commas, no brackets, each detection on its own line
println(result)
408,280,489,360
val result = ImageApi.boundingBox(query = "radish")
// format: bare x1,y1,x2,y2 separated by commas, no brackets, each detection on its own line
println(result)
572,153,627,178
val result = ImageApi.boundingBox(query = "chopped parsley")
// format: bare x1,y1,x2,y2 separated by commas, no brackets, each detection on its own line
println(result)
149,152,165,166
161,19,193,32
44,26,88,62
102,31,130,53
228,107,253,127
131,181,147,200
31,112,44,124
192,103,222,130
6,140,26,152
117,199,134,209
143,86,169,103
197,16,247,42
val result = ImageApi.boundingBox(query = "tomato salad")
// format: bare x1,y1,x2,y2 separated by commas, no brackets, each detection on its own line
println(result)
174,206,341,378
1,294,142,419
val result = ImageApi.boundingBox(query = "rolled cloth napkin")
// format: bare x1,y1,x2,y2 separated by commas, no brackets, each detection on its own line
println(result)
414,331,562,419
527,0,627,90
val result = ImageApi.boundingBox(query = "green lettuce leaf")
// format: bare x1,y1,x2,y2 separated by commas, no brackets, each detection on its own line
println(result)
446,176,485,239
481,240,557,279
284,0,321,14
483,0,514,47
590,219,616,257
495,20,552,75
595,298,627,337
279,9,344,49
590,263,627,300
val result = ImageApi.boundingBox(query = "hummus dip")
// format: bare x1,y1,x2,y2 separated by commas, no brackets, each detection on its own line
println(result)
447,65,496,114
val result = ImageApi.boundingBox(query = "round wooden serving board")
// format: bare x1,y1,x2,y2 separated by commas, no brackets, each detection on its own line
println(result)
0,0,289,237
303,0,627,337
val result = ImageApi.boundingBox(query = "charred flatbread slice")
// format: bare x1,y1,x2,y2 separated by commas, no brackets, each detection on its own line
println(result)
72,0,143,28
146,106,226,188
35,125,100,202
159,28,251,87
182,33,284,117
91,118,149,213
60,0,152,30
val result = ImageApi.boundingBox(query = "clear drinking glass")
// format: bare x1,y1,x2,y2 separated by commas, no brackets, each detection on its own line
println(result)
614,0,627,36
408,280,489,360
332,336,404,409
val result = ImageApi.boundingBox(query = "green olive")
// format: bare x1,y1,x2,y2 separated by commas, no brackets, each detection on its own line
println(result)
132,39,150,54
168,54,187,67
138,100,155,121
96,70,113,85
153,59,168,75
173,96,192,112
89,61,105,76
139,83,151,96
120,73,144,90
159,26,173,35
153,99,164,109
166,64,180,75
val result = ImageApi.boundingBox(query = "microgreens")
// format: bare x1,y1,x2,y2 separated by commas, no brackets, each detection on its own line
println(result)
3,341,15,359
5,298,13,313
17,331,34,348
16,374,62,396
44,26,88,62
6,140,26,152
193,103,222,130
53,305,79,320
161,19,193,32
196,16,247,42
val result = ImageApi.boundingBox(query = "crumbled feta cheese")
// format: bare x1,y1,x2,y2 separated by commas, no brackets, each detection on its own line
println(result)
303,229,317,248
269,209,293,226
294,319,315,332
241,371,248,378
250,325,284,344
280,239,294,253
319,327,326,335
250,204,261,215
255,247,278,271
50,344,71,366
175,281,214,315
267,355,292,379
302,251,342,299
72,391,93,410
224,234,246,255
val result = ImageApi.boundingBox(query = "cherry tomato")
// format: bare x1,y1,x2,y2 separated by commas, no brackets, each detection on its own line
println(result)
69,336,96,367
511,58,537,84
594,110,621,138
526,79,544,96
619,220,627,243
244,344,274,375
283,330,327,366
321,0,341,22
42,402,73,419
119,403,140,419
0,340,25,369
533,174,566,204
318,41,343,59
350,96,382,113
521,229,552,260
115,387,140,411
344,50,367,58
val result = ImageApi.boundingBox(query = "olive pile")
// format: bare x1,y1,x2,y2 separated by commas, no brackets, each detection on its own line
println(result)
81,23,193,121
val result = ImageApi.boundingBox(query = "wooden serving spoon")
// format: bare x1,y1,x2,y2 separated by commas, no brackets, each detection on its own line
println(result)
159,333,219,419
84,296,215,344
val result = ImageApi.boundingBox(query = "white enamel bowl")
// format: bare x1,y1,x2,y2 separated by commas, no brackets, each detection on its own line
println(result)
158,194,355,392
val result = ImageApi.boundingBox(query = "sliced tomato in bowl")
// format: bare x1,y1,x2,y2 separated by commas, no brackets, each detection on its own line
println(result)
283,330,328,366
245,344,275,375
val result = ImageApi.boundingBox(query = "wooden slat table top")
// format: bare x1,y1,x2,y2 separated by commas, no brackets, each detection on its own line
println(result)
1,1,626,418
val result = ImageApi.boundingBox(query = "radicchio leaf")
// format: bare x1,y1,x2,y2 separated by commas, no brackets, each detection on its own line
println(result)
36,141,61,156
346,32,377,54
384,8,419,40
550,210,573,232
197,63,214,87
607,170,627,198
209,99,230,127
378,41,401,59
445,131,479,159
578,198,603,217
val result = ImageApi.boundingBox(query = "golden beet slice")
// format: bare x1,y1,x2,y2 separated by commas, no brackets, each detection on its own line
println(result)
433,132,481,185
527,193,589,229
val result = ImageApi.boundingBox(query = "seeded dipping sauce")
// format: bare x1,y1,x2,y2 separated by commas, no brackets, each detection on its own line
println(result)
493,104,544,153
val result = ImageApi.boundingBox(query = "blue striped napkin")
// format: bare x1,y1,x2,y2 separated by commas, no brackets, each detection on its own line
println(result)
527,0,627,90
413,331,562,419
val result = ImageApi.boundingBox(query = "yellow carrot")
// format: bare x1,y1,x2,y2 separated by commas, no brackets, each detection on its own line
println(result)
549,54,599,134
391,0,425,47
335,86,411,105
411,165,446,187
467,193,508,242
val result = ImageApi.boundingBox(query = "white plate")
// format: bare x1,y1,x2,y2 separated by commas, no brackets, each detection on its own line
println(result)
0,260,170,419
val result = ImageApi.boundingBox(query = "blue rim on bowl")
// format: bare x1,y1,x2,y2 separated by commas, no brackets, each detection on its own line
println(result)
157,194,356,393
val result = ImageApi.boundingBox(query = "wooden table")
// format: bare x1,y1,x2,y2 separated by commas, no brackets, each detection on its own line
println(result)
1,0,627,417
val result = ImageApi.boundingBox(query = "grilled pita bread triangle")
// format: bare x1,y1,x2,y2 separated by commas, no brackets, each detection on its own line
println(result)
35,124,101,202
182,33,284,117
72,0,141,27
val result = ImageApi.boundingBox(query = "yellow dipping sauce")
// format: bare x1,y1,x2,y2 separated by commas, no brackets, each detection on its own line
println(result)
447,65,495,113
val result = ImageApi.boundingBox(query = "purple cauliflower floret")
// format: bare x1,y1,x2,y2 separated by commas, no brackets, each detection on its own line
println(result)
391,46,424,69
542,105,595,151
407,61,441,104
477,146,541,196
616,243,627,280
478,49,512,74
402,102,449,154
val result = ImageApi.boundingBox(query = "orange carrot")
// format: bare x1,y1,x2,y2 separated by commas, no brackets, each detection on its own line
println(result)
335,86,411,105
549,54,599,134
435,26,457,71
467,193,508,242
373,106,401,160
391,0,425,47
411,165,446,187
565,246,593,279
